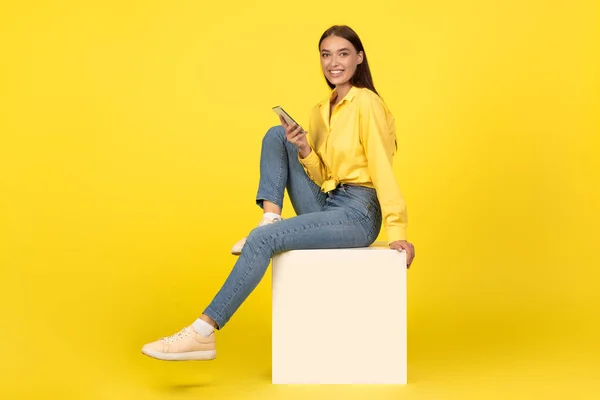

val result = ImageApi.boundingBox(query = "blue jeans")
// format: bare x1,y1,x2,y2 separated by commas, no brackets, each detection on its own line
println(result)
203,126,382,329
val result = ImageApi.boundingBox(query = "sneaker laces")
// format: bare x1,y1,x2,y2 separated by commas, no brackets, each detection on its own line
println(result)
162,327,191,344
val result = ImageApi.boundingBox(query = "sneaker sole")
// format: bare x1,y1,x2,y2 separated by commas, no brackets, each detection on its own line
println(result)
142,348,216,361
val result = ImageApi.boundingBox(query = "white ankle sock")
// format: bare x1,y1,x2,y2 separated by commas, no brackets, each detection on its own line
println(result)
192,318,214,337
263,212,281,221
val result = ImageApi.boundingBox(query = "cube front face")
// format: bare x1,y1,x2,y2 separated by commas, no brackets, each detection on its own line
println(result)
272,248,407,384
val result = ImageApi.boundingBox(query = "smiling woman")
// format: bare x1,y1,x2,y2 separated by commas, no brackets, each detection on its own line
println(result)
141,24,415,363
318,25,377,99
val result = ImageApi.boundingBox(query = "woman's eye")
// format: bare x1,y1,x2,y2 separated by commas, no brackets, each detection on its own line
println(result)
340,52,348,57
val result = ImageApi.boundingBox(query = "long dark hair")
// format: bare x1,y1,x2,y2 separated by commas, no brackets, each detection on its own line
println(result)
318,25,379,96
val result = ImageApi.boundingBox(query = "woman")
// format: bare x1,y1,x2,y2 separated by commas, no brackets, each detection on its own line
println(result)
141,25,415,361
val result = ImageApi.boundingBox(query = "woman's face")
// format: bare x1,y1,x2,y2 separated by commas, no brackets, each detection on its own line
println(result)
319,35,364,88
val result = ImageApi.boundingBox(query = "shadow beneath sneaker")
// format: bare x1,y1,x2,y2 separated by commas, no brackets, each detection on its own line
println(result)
161,382,214,391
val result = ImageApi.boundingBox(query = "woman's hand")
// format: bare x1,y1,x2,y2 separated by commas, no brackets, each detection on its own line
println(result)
279,115,311,158
389,240,415,268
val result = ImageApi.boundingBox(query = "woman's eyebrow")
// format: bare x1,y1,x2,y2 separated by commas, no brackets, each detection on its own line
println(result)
321,48,351,53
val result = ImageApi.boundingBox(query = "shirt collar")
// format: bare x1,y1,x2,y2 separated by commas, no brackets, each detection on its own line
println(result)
320,85,358,108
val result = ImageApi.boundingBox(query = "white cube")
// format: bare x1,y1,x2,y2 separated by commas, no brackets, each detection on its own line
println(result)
271,242,407,384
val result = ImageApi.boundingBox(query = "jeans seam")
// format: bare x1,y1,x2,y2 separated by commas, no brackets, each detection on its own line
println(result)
274,135,286,206
263,218,368,244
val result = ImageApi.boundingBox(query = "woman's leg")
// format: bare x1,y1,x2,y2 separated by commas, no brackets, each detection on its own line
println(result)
141,188,381,361
204,186,382,329
230,125,328,255
256,125,327,216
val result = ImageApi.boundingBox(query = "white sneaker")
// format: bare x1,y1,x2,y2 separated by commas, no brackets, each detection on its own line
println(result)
231,215,283,255
141,326,216,361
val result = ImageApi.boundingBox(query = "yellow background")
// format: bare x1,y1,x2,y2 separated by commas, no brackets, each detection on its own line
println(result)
1,0,599,399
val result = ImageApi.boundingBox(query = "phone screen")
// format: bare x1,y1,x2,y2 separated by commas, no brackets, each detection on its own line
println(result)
272,106,299,127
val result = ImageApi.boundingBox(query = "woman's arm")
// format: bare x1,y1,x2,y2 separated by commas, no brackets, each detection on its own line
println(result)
358,95,408,243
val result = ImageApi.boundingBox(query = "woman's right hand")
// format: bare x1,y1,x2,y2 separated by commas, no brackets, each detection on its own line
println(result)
279,115,311,158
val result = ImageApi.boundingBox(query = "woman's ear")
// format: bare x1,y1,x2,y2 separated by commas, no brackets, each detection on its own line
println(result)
357,51,364,65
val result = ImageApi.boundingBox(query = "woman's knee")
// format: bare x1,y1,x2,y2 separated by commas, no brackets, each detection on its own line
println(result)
245,227,278,255
263,125,286,145
244,228,267,251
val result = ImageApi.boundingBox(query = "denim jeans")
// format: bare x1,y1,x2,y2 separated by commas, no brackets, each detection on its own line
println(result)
203,126,382,329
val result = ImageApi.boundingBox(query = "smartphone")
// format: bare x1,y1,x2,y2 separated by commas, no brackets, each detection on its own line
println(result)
272,106,300,127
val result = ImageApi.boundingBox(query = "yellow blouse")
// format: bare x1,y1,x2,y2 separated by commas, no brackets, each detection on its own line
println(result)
299,86,408,243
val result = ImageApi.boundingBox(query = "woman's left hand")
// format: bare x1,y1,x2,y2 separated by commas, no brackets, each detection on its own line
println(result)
389,240,415,268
